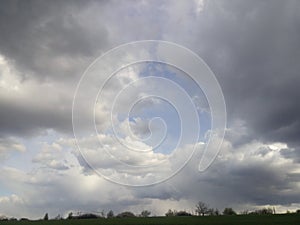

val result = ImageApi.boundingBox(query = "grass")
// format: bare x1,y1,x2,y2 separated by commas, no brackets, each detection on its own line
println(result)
1,214,299,225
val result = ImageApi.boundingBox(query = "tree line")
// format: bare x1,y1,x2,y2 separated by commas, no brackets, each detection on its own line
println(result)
1,201,300,221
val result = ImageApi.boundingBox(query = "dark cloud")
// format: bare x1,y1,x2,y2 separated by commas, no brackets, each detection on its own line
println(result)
227,164,300,205
194,0,300,147
0,0,113,138
1,0,299,144
162,146,300,210
0,0,109,81
0,97,71,137
280,147,300,163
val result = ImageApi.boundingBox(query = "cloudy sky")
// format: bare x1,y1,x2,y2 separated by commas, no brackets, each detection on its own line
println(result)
1,0,300,219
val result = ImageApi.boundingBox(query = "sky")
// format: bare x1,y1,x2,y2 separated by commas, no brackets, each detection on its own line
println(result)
1,0,300,219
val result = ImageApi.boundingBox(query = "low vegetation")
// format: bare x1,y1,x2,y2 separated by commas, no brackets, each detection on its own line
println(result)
0,214,299,225
0,201,299,224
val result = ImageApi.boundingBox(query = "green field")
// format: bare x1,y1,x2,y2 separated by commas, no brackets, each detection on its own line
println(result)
1,214,299,225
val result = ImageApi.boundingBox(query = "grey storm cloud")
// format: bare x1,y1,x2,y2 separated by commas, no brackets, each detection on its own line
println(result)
194,0,300,148
0,0,112,138
0,96,72,137
159,145,300,209
1,0,299,147
0,0,109,81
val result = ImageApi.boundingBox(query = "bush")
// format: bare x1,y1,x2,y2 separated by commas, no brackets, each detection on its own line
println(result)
0,216,8,221
116,211,136,218
20,218,29,221
175,211,192,216
75,213,99,219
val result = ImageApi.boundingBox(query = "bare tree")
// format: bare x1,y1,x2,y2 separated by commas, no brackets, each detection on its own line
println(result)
140,210,151,217
165,209,176,217
196,201,209,216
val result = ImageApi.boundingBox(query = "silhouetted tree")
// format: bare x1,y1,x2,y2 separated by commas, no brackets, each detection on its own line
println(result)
250,208,274,215
140,210,151,217
260,208,274,215
240,210,249,215
107,210,114,218
207,208,219,216
43,213,49,220
214,208,220,216
54,214,62,220
296,209,300,214
196,201,209,216
223,208,236,215
165,209,176,216
67,212,73,219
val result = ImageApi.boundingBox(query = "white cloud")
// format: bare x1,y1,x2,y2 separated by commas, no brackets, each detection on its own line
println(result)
0,137,26,160
0,131,299,218
32,142,69,170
